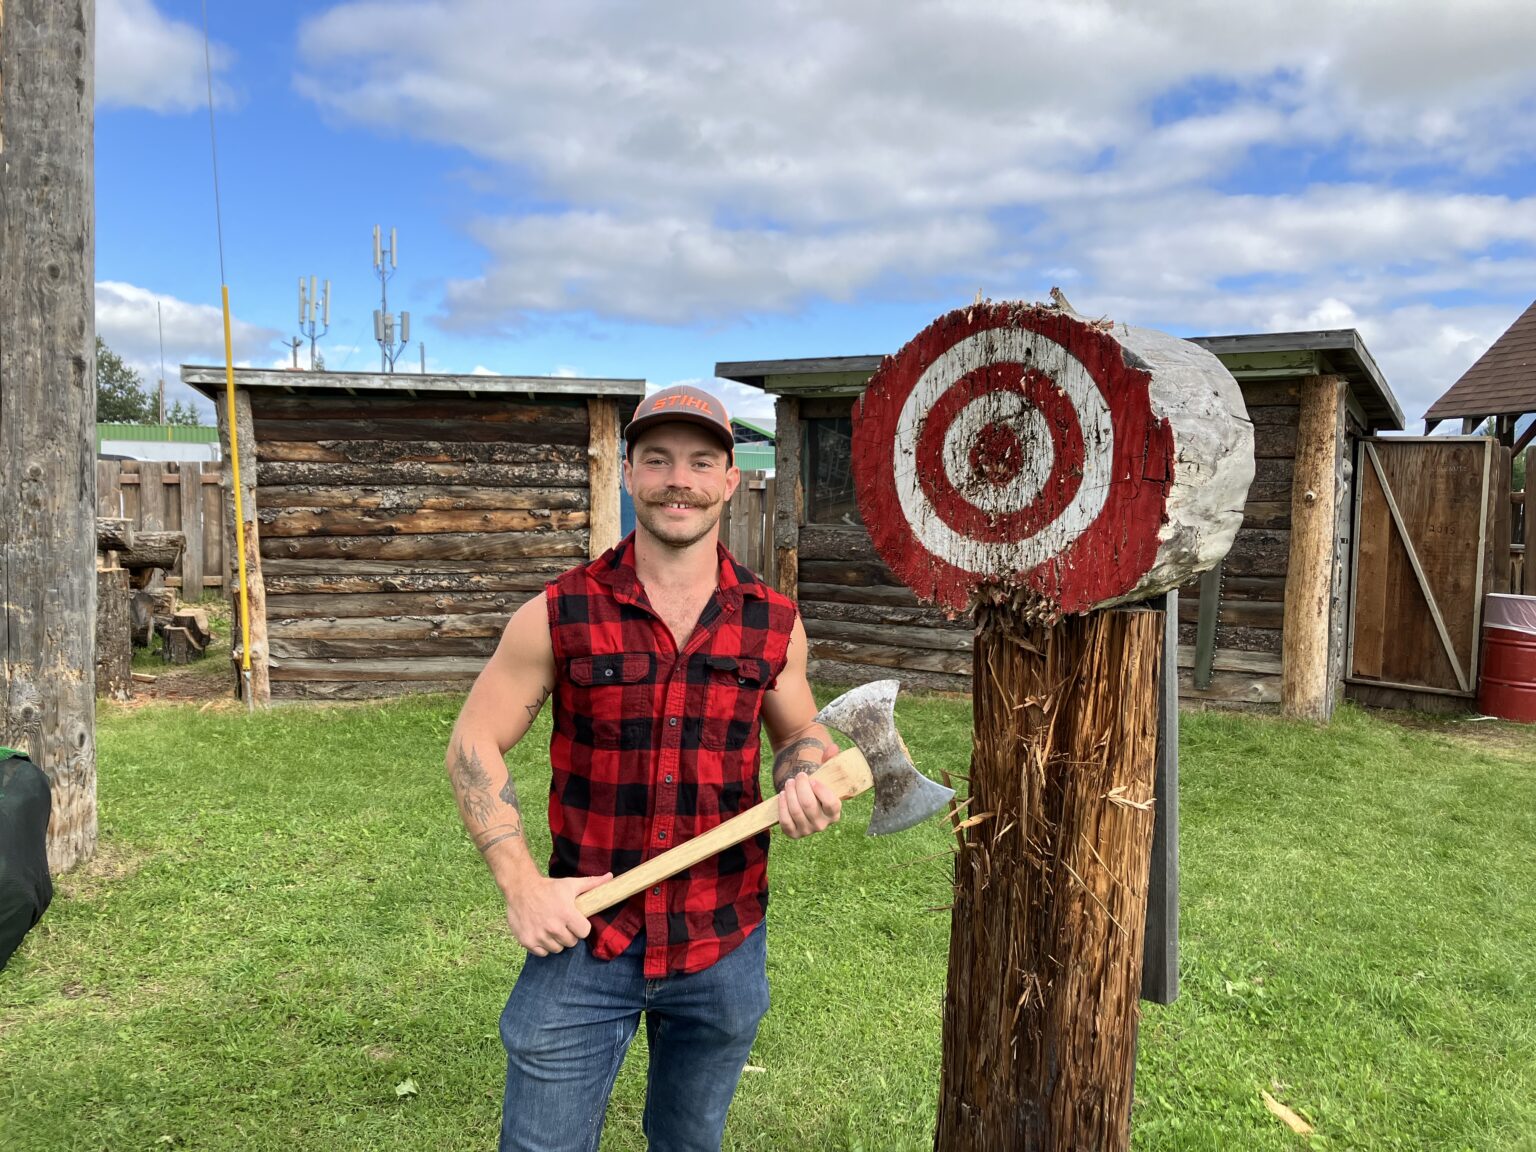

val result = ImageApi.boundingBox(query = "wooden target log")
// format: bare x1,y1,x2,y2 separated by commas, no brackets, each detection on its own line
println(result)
852,300,1252,1152
853,299,1252,617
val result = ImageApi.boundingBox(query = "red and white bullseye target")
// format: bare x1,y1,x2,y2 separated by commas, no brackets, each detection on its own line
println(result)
853,303,1176,615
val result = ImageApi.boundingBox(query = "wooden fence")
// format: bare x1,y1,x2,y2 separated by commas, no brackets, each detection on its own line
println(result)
96,460,225,599
717,471,776,584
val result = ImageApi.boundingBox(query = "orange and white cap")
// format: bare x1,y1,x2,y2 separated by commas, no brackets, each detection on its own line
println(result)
624,384,734,456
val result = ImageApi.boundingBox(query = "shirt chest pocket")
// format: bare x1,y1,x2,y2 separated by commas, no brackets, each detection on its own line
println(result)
567,653,657,751
697,655,774,752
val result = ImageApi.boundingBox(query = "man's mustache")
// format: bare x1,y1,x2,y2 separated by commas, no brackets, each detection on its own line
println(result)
644,489,711,508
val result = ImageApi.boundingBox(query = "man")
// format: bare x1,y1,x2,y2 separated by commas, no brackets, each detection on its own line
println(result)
447,384,844,1152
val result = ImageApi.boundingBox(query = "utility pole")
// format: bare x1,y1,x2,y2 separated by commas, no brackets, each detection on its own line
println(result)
296,275,329,370
0,0,99,873
372,225,410,373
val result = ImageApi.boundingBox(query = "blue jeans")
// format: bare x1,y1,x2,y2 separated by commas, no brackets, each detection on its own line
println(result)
498,923,769,1152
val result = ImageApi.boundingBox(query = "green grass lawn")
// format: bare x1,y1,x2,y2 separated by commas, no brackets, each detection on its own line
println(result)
1,693,1533,1150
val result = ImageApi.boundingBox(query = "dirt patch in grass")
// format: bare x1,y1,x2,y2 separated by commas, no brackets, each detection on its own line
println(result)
53,839,153,901
1380,709,1536,762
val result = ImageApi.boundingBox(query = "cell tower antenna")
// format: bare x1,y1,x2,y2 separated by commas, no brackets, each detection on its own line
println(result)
295,275,330,370
372,225,413,373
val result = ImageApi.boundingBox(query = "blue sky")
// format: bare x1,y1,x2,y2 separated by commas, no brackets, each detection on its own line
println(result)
96,0,1536,424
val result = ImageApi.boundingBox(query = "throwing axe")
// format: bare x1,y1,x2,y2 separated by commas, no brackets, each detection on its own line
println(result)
575,680,953,917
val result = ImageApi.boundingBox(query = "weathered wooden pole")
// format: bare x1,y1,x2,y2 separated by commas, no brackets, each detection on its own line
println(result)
0,0,98,873
852,300,1253,1150
586,397,621,558
1281,375,1345,721
215,389,270,705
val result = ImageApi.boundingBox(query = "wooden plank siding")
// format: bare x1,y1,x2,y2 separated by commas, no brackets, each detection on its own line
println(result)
96,460,226,593
242,389,596,701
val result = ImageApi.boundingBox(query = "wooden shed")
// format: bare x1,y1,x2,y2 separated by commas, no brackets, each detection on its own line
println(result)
717,328,1407,716
182,367,644,703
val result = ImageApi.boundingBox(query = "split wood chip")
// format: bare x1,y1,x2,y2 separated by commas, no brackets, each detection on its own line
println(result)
1259,1089,1313,1136
954,812,994,830
1103,785,1153,811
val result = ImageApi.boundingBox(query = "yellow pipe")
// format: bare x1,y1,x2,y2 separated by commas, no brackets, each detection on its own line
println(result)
221,285,254,689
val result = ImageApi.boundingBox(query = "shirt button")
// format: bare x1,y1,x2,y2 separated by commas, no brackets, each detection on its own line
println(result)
664,773,674,784
652,887,661,896
604,668,614,678
657,831,667,842
668,717,678,727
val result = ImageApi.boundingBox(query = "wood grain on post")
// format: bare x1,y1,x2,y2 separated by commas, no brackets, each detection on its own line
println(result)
95,567,132,702
0,0,97,874
938,608,1161,1150
1281,375,1344,721
587,397,621,558
774,395,801,601
217,388,271,705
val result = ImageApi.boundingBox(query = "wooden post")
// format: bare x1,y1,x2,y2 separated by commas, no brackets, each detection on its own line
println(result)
939,607,1162,1149
178,464,206,601
587,397,621,558
0,0,97,874
852,302,1253,1152
1141,588,1180,1005
216,388,270,705
774,395,801,600
95,566,132,701
1282,375,1344,721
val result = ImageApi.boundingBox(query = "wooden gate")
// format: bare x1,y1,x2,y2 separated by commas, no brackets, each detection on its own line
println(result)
1348,436,1506,699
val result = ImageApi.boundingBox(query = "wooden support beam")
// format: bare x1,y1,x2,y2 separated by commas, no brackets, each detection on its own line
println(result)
773,395,802,600
1282,375,1344,720
587,396,621,558
1193,561,1222,690
217,388,270,705
0,0,98,874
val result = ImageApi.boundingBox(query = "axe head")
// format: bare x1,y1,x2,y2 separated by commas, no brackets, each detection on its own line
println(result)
814,679,954,836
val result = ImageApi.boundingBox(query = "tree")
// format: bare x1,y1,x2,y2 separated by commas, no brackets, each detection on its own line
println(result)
165,398,202,426
95,336,153,423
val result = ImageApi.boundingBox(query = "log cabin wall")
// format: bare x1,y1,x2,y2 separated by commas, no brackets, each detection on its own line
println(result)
793,397,972,694
1174,379,1310,708
185,369,643,702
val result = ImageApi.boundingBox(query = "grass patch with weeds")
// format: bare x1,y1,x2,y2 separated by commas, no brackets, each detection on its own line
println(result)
1,693,1533,1149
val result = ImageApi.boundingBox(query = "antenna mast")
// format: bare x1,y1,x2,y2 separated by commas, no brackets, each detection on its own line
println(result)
296,275,330,370
372,225,412,373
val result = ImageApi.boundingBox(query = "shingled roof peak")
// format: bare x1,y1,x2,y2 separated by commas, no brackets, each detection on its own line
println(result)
1424,297,1536,423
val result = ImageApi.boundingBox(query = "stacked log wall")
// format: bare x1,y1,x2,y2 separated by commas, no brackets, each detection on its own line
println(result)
1174,379,1343,708
249,391,591,700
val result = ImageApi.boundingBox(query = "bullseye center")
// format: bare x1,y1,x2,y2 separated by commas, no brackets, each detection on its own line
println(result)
941,392,1054,515
970,422,1024,486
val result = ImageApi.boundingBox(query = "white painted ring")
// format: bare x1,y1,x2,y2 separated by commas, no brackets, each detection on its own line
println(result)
893,327,1114,575
939,391,1054,515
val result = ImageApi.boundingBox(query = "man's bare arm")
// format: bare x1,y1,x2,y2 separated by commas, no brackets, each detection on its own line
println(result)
760,617,842,838
446,598,553,885
446,595,608,955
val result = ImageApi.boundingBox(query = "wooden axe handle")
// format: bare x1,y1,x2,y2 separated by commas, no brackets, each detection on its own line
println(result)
574,746,875,918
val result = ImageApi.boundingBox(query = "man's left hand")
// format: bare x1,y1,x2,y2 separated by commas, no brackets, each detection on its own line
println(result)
777,773,842,839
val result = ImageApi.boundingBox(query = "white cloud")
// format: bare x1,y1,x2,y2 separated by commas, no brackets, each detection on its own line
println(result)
95,281,284,418
295,0,1536,417
97,0,233,112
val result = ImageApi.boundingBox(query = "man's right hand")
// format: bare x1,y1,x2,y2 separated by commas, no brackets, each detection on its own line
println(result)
505,871,614,957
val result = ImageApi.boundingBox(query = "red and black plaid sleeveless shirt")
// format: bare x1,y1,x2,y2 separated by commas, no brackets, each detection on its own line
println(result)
545,534,798,978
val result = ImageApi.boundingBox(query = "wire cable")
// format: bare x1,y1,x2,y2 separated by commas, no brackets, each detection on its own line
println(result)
201,0,256,707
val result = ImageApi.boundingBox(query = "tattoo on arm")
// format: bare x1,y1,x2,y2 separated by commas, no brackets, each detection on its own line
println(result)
449,740,495,829
499,774,521,809
773,736,832,792
524,685,551,724
475,820,524,854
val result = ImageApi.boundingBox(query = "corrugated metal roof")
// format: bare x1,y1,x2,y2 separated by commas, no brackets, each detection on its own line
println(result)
1424,298,1536,422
